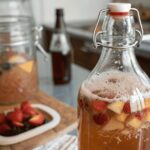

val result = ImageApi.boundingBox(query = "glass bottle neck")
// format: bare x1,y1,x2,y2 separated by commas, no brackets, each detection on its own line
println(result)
101,14,136,48
55,14,65,32
92,47,149,85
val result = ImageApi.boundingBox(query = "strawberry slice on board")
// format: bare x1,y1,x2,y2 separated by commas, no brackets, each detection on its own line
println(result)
29,113,45,126
23,106,37,118
12,121,24,127
21,101,37,118
0,113,6,124
0,123,11,135
21,101,32,110
6,108,24,123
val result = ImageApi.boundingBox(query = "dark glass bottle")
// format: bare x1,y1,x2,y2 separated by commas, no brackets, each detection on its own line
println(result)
49,8,72,84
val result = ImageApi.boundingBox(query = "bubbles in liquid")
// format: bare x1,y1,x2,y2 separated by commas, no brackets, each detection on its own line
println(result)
80,70,150,102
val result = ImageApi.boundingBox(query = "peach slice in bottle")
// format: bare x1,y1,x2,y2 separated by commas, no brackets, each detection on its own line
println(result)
115,112,128,122
107,101,124,114
103,118,124,131
144,109,150,121
144,98,150,109
126,116,142,129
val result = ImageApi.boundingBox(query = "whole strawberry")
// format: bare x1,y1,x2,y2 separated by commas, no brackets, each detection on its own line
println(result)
7,108,24,123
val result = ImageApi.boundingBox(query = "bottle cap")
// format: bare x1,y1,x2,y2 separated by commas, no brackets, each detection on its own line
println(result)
108,3,131,13
56,8,64,16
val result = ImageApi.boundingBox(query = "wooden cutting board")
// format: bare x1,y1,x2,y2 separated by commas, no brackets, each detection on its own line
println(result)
0,90,77,150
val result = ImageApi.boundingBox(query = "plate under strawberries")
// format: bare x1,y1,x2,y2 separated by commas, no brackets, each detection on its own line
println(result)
0,101,60,145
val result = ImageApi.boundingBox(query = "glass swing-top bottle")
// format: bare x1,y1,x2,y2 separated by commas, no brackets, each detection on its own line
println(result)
77,3,150,150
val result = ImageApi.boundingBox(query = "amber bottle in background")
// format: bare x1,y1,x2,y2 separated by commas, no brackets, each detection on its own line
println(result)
49,8,72,85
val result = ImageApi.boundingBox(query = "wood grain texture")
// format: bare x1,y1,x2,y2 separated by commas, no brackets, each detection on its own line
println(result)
0,90,77,150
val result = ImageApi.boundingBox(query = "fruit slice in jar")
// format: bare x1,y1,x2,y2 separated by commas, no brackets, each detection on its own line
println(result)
103,118,124,131
126,116,142,129
91,100,107,112
115,112,128,122
19,60,33,73
107,101,124,114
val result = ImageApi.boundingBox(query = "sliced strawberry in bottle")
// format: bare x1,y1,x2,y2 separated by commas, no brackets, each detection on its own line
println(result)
93,113,109,125
92,100,108,112
0,113,6,124
135,111,146,120
123,102,131,114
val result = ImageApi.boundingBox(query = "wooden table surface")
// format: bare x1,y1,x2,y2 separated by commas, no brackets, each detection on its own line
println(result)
0,90,77,150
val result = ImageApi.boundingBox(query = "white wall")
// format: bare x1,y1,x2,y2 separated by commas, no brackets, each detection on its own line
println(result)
31,0,150,26
31,0,110,25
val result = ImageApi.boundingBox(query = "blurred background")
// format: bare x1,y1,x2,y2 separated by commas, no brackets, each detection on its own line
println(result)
31,0,150,25
30,0,150,76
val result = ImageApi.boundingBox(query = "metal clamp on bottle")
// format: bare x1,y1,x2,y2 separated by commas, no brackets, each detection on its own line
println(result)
93,8,144,49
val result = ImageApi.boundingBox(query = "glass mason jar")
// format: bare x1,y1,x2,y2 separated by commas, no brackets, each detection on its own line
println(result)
78,3,150,150
0,16,40,105
0,0,33,17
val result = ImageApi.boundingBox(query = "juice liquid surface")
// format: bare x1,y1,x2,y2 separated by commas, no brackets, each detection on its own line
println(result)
78,71,150,150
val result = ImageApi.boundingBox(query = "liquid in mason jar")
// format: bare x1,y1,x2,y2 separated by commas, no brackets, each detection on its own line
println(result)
78,71,150,150
0,51,38,104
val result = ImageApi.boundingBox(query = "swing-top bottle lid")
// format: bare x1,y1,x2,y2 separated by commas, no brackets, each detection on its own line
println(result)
108,3,131,13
